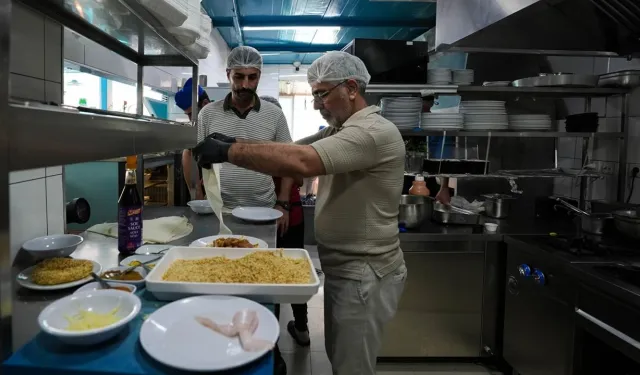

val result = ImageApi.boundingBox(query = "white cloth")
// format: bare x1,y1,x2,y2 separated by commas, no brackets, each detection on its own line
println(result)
202,164,232,234
87,216,193,244
323,262,407,375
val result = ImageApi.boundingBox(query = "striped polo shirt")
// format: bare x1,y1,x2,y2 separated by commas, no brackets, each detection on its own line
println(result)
197,93,292,209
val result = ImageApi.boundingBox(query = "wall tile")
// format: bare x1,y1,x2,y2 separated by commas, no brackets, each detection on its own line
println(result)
10,3,44,79
593,57,611,75
607,57,640,72
63,29,85,64
46,175,65,235
557,137,576,159
9,168,46,184
593,139,619,162
44,18,62,83
606,96,622,118
46,166,63,176
600,117,622,132
45,81,62,104
558,158,575,169
629,87,640,117
546,56,595,74
9,178,48,264
11,73,45,101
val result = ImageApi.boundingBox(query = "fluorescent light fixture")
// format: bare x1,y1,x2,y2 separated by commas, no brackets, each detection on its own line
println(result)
243,26,340,32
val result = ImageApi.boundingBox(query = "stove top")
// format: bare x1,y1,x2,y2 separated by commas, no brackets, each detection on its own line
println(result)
540,233,640,257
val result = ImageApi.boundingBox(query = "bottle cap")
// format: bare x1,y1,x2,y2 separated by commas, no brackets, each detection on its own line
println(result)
126,155,138,169
414,175,425,182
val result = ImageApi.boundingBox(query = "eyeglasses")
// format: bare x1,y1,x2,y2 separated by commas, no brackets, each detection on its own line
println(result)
311,80,349,104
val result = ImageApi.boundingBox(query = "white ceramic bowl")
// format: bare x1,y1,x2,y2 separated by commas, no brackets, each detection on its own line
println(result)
484,223,498,232
100,266,148,287
22,234,84,260
38,290,141,345
187,200,214,215
75,281,137,294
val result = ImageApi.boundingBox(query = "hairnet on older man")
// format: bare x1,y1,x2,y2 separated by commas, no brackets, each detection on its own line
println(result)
227,46,263,71
307,51,371,84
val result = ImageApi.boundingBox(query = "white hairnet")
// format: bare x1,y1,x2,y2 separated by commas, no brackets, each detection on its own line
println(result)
227,46,263,71
307,51,371,84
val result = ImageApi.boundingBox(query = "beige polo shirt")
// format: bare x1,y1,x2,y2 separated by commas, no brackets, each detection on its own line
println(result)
297,105,405,280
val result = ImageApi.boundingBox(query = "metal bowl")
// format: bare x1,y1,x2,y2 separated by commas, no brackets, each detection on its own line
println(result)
399,195,432,229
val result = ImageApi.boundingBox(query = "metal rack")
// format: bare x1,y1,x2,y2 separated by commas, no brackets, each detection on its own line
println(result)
372,83,631,205
0,0,202,360
8,0,200,171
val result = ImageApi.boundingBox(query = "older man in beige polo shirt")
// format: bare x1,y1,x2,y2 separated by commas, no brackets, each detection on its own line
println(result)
192,51,407,375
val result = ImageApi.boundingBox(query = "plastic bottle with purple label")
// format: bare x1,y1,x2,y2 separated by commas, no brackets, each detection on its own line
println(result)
118,155,143,254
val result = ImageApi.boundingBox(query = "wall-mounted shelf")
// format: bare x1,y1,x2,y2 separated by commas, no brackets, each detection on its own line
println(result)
366,84,629,97
415,169,604,179
8,104,195,171
18,0,197,66
400,130,624,138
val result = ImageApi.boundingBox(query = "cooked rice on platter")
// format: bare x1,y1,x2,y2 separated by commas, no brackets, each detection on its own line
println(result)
161,249,310,284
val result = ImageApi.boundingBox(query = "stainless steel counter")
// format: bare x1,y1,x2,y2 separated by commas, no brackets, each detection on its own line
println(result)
10,207,277,351
399,216,576,244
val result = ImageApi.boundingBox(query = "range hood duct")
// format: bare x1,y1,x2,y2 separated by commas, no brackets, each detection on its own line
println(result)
435,0,640,56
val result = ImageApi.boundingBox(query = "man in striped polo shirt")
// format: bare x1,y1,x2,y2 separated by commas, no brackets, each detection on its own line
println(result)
193,51,407,375
194,46,296,375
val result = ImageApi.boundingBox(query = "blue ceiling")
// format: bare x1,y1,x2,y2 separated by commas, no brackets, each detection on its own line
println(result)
201,0,436,64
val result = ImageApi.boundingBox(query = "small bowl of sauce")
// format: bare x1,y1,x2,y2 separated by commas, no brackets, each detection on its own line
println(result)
99,266,148,287
75,281,137,294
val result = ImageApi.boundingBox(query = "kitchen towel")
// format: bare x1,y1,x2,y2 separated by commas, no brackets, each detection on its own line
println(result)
202,164,232,234
87,216,193,244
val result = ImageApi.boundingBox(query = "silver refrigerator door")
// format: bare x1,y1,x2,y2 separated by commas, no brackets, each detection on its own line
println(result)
379,248,485,357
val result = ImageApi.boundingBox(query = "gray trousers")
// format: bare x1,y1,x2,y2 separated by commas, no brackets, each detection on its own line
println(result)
323,262,407,375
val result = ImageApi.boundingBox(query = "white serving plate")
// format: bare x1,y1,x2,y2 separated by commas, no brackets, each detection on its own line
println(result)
145,247,320,304
189,234,268,249
17,260,102,291
140,295,279,372
232,207,282,222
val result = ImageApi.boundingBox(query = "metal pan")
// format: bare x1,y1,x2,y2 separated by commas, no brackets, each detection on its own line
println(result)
612,210,640,239
512,74,598,88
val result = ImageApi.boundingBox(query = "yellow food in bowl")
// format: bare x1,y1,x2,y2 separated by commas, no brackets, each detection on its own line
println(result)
65,307,121,331
31,258,93,285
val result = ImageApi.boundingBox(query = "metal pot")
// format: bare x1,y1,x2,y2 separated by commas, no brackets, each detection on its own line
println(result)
612,210,640,239
399,195,432,229
432,201,481,225
553,197,611,235
482,194,515,219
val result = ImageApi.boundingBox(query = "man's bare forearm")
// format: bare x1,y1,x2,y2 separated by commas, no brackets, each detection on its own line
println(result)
182,149,193,187
236,138,272,145
228,143,324,177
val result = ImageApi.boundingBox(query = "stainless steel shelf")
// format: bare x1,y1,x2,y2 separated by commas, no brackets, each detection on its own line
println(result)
366,84,628,97
421,171,604,179
18,0,198,66
400,130,623,138
8,104,196,171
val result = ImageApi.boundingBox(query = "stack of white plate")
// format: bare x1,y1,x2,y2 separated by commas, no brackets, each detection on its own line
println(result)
380,97,422,129
453,69,474,86
508,114,553,130
427,69,452,85
460,101,508,130
420,113,464,130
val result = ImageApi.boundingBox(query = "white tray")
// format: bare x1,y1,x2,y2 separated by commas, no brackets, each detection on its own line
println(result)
145,247,320,304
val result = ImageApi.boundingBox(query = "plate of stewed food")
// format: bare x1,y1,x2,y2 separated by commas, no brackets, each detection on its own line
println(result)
188,235,268,249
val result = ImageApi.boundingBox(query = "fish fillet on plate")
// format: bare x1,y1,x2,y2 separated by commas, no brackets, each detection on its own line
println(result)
140,295,279,372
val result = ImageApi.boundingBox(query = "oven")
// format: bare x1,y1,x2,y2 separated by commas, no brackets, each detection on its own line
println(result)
573,284,640,374
503,241,576,375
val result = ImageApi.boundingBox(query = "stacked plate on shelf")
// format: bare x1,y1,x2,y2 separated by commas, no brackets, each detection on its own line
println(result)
420,113,464,130
460,101,508,130
508,114,553,131
453,70,474,86
427,69,452,84
380,97,422,129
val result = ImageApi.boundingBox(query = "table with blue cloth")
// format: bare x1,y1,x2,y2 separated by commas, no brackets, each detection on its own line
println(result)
3,207,277,375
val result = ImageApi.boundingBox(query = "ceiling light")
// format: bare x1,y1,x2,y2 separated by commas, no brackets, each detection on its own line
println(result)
243,26,340,32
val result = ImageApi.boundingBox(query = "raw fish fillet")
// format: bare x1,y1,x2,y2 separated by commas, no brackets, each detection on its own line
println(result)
195,309,274,351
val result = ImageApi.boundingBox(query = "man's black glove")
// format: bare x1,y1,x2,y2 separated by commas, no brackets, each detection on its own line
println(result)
206,132,236,144
192,138,232,168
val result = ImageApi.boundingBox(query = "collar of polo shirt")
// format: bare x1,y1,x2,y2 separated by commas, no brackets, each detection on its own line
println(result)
223,92,261,119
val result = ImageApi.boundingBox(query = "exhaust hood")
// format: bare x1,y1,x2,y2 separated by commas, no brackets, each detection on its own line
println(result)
434,0,640,56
